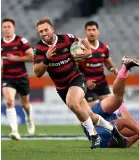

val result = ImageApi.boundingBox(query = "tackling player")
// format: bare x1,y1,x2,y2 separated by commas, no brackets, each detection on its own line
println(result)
82,57,139,147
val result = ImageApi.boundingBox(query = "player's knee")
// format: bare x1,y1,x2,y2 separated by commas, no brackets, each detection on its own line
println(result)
66,99,81,113
6,99,14,108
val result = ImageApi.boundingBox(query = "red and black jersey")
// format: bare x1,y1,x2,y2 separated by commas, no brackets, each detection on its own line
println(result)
79,40,110,86
34,34,83,90
1,35,31,79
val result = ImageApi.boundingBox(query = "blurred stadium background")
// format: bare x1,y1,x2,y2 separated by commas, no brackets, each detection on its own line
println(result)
1,0,139,159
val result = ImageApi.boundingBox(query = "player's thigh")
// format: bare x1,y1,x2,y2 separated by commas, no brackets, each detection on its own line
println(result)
2,87,16,103
66,86,85,105
100,94,122,114
80,98,95,115
66,75,86,105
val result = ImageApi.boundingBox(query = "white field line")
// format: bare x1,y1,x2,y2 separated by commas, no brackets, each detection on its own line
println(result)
1,135,88,140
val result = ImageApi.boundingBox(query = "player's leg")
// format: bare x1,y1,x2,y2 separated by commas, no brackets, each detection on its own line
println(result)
67,76,117,131
100,56,139,114
119,106,138,125
81,98,114,131
115,118,139,136
58,85,100,148
2,83,20,140
67,76,126,147
18,76,35,135
110,133,139,148
120,128,137,137
127,135,139,147
19,94,35,135
66,76,101,148
84,88,114,132
66,85,101,148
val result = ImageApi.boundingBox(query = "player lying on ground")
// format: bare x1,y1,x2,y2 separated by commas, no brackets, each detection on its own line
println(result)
82,57,139,147
83,103,139,148
33,17,126,149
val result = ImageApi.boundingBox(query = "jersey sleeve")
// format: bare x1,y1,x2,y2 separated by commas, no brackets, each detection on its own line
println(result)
20,37,31,52
67,33,79,43
104,44,110,59
34,45,45,64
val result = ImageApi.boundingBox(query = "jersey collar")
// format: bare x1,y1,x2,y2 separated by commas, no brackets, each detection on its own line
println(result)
3,34,16,43
86,38,99,50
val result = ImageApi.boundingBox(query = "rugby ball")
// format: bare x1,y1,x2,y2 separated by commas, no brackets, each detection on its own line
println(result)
70,41,85,57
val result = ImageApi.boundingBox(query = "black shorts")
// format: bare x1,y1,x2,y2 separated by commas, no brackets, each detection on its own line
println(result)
85,81,110,102
2,76,30,96
57,75,87,103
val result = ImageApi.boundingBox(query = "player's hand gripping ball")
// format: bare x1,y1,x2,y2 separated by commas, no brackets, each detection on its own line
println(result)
70,41,85,58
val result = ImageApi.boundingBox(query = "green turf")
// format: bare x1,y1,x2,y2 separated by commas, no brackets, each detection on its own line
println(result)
2,140,139,160
1,125,139,160
1,125,84,135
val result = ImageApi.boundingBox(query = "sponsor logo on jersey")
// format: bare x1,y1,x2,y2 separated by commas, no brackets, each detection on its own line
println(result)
63,48,68,52
101,53,105,57
12,46,19,50
49,57,71,67
86,63,103,68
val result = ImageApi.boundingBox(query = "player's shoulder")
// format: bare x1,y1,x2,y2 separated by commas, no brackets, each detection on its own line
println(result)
35,40,45,48
16,35,29,44
56,34,66,41
99,40,106,47
99,40,109,49
58,33,76,39
34,40,48,53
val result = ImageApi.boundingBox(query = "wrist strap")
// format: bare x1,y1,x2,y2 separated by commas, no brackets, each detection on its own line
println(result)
43,57,50,65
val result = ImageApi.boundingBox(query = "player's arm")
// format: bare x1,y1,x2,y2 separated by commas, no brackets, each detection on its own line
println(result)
120,110,138,125
78,38,91,51
78,37,92,58
104,57,118,75
14,48,34,62
34,45,56,78
33,62,48,78
103,44,118,75
7,37,34,62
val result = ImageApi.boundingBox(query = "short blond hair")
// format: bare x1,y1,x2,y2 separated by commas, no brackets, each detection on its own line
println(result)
36,17,52,27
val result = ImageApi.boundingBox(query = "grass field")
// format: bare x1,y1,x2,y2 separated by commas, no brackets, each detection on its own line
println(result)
1,125,139,160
